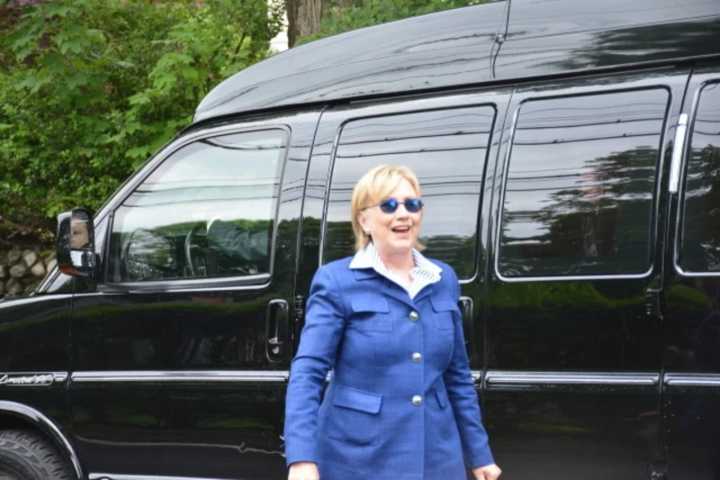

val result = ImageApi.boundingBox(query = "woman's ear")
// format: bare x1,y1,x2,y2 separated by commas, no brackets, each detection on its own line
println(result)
358,210,371,235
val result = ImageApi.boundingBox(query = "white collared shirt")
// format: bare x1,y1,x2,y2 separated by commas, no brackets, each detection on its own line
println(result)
349,242,442,299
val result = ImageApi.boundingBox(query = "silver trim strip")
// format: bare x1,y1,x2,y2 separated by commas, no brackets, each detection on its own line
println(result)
495,269,653,283
89,475,231,480
485,371,659,386
672,264,720,278
72,370,289,383
109,273,271,293
665,373,720,387
669,113,688,194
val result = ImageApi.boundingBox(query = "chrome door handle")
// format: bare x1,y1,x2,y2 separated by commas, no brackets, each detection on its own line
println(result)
266,299,289,362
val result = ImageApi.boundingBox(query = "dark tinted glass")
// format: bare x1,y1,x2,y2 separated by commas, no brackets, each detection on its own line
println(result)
324,106,495,279
499,88,668,277
679,82,720,272
109,130,286,282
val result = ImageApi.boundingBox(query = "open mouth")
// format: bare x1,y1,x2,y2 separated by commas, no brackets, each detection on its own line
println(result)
392,225,411,233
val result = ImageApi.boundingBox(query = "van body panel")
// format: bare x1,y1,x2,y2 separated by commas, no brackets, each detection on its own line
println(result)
482,67,690,478
498,0,720,80
66,110,320,477
0,298,72,461
3,2,720,478
193,3,507,123
194,0,719,123
0,295,69,367
300,88,512,369
663,61,720,480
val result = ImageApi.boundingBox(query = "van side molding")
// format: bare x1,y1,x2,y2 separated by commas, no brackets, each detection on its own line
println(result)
0,400,83,479
485,371,659,392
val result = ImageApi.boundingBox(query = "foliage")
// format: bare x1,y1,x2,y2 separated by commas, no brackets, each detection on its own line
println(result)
298,0,486,45
0,0,283,247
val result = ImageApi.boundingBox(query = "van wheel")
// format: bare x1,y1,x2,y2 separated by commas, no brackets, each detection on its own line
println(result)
0,430,73,480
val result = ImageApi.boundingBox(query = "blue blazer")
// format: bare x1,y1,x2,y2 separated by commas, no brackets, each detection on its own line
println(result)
284,257,494,480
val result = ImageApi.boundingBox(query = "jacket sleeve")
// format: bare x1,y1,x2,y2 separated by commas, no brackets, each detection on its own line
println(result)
442,267,495,469
284,265,346,466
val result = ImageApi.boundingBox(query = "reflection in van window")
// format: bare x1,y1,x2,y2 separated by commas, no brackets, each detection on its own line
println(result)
108,130,287,282
323,106,496,279
499,88,668,277
679,82,720,273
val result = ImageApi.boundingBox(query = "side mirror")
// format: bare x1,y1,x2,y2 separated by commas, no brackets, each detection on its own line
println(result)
56,208,97,277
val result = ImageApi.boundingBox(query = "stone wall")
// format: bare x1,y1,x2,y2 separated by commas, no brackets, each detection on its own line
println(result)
0,248,56,298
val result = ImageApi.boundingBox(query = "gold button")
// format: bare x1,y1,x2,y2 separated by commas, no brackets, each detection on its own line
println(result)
409,311,419,321
412,352,422,363
411,395,423,406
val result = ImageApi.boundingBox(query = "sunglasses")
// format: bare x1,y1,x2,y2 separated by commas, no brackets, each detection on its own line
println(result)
366,197,424,214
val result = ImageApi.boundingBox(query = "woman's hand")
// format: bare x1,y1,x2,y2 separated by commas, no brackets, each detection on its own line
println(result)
288,461,319,480
472,463,502,480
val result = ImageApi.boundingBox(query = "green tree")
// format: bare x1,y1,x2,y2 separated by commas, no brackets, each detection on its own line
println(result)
297,0,486,45
0,0,282,248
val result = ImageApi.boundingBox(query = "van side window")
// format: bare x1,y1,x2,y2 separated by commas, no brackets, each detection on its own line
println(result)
323,106,495,279
108,130,287,282
678,82,720,273
498,88,669,277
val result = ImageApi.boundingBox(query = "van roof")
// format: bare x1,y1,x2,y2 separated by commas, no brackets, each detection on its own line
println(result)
193,0,720,123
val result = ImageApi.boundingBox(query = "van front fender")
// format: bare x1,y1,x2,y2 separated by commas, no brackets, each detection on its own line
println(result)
0,400,83,479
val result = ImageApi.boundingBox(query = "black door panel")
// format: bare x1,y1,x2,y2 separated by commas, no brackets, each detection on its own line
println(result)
663,62,720,480
69,110,319,478
484,69,689,479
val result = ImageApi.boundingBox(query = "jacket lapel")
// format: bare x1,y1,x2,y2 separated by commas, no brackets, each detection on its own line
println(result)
350,267,416,309
352,268,377,282
413,283,436,305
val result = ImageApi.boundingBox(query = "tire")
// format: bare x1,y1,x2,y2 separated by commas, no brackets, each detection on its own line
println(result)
0,430,73,480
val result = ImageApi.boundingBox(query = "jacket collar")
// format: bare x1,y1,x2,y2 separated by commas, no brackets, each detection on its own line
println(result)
349,242,442,305
349,242,441,276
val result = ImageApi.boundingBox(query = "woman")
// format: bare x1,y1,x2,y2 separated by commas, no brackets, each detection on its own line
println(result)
284,165,501,480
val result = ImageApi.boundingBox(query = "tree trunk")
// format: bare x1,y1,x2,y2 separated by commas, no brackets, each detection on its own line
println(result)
286,0,323,47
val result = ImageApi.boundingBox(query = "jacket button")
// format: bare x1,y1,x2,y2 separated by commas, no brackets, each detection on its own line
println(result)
412,352,422,363
409,311,419,321
411,395,423,406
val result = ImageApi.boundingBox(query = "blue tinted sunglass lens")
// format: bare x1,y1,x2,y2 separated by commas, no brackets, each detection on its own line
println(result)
405,198,423,212
379,198,399,213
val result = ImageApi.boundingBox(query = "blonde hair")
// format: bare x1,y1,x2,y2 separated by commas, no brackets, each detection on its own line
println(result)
350,164,424,252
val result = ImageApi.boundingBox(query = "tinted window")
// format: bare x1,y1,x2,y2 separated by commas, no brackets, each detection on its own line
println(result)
678,82,720,273
323,106,495,279
108,130,287,282
499,88,668,277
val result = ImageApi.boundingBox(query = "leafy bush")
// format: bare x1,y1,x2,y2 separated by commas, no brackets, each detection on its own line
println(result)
0,0,282,247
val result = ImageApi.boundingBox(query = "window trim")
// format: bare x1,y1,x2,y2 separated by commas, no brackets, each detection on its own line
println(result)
673,78,720,277
103,123,291,290
494,85,671,283
319,104,497,282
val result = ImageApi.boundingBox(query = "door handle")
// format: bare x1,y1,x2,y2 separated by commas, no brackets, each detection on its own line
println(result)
266,299,289,362
458,296,474,354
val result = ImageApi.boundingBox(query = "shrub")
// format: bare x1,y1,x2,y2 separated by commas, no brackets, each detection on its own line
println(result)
0,0,282,247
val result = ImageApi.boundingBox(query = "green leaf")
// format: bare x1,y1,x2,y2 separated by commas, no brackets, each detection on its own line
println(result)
1,0,278,245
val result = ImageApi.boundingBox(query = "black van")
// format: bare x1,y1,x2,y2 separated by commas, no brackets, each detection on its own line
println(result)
2,0,720,478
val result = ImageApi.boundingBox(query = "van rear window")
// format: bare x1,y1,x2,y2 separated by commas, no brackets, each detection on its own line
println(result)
498,88,668,278
678,82,720,273
323,106,496,280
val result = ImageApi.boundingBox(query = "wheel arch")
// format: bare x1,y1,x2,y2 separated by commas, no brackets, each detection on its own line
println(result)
0,401,83,480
